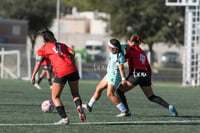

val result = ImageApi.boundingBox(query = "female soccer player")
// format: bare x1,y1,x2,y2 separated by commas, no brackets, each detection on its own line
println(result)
83,39,129,117
34,58,52,89
116,36,178,117
31,28,86,125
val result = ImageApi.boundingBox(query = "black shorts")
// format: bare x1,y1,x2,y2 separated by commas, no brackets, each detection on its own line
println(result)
126,69,151,87
42,65,52,71
54,71,80,84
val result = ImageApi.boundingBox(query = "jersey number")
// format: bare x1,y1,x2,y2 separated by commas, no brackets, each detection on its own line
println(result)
52,45,63,55
140,54,145,64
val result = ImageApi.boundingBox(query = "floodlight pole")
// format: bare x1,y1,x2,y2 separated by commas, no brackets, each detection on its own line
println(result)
56,0,60,41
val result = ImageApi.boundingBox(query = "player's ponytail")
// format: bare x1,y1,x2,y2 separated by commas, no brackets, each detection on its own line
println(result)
129,36,146,46
40,28,57,43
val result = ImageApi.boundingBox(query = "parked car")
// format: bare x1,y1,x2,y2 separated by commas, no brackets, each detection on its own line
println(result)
161,52,181,67
85,40,106,61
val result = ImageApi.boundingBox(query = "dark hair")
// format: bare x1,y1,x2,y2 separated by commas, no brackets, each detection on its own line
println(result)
110,39,124,61
129,36,146,45
39,28,62,55
40,28,57,43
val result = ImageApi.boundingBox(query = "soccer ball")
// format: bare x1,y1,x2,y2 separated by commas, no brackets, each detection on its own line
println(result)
41,100,54,112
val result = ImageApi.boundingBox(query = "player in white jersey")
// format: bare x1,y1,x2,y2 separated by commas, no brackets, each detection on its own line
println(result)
83,39,130,117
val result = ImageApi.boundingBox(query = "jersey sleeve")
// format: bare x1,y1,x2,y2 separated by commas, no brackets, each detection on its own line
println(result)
120,44,127,55
37,47,46,62
117,53,125,65
67,46,72,52
60,43,73,54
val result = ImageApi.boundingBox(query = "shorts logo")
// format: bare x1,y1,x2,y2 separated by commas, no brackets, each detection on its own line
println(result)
133,71,147,78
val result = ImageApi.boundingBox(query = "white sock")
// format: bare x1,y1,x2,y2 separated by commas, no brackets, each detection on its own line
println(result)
88,97,96,107
117,103,127,113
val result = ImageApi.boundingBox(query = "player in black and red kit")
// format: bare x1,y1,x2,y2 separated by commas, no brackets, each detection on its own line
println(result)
116,36,178,117
31,28,86,125
34,58,52,89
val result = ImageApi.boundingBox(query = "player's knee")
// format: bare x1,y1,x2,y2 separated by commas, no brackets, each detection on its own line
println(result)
107,92,114,98
51,96,58,102
148,94,156,102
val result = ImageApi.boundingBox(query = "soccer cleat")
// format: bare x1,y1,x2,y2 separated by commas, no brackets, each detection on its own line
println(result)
77,106,86,122
169,105,178,117
116,111,132,117
82,104,92,112
127,111,132,116
54,117,69,125
34,83,41,89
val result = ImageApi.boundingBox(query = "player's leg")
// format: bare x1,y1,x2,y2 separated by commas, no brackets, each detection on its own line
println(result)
52,82,69,125
116,81,135,112
38,69,45,84
68,80,86,122
34,69,46,89
83,75,107,112
141,86,178,117
68,72,86,122
106,84,129,117
45,69,52,88
116,73,137,113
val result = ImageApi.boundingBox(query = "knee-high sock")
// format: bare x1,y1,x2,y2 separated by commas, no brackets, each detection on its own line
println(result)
56,106,67,118
148,95,169,109
116,89,129,111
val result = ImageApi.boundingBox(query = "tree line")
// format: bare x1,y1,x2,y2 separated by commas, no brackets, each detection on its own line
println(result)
0,0,184,63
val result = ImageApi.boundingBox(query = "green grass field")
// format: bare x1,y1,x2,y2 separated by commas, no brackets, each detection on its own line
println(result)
0,79,200,133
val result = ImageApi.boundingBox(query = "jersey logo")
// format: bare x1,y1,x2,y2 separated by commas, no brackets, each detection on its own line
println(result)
140,54,145,64
52,45,63,55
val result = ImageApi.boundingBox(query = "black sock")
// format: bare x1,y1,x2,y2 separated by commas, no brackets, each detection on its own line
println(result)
47,78,52,86
148,95,169,109
37,78,42,84
56,106,67,118
116,89,129,111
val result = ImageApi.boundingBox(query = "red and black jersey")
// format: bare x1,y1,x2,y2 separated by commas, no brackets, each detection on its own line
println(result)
125,45,152,77
37,42,78,77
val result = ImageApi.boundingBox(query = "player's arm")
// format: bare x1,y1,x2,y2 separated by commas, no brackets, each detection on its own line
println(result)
66,46,75,60
118,64,126,79
118,64,126,85
31,56,44,84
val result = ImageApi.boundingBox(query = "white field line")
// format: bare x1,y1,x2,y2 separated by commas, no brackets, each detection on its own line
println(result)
0,120,200,126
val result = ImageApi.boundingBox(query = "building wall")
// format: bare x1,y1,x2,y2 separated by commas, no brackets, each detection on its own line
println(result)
0,18,28,44
34,33,110,53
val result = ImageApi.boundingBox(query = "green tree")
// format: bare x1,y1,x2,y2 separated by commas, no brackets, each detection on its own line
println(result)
106,0,184,64
0,0,56,55
60,0,184,65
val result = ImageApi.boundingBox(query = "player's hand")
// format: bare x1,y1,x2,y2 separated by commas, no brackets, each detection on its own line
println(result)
121,80,127,86
31,76,35,84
